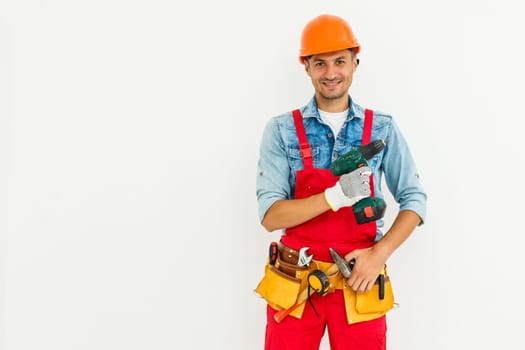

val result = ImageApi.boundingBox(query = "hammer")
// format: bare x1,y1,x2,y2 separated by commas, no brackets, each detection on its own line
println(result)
329,248,354,278
330,247,385,300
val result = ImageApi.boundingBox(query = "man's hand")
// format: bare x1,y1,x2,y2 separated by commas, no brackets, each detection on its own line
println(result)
344,246,387,293
324,166,372,211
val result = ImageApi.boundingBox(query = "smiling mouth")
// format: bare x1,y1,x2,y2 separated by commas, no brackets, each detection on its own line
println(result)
322,80,341,87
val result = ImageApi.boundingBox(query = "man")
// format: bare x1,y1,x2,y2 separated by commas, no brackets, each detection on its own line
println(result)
255,14,427,350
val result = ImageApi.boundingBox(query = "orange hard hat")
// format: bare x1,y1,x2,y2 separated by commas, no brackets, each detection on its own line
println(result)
299,14,360,63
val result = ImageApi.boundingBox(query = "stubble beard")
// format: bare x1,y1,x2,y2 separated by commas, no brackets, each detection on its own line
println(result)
319,90,346,101
317,78,350,103
317,88,348,105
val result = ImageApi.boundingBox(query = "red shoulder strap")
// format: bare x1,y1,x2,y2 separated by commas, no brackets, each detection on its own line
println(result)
292,109,313,169
363,109,375,196
363,109,373,145
292,108,374,173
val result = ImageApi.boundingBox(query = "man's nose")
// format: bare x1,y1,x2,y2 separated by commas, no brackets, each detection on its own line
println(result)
324,64,338,79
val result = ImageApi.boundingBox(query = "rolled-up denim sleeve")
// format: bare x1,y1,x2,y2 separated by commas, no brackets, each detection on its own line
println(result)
256,118,292,223
382,118,427,224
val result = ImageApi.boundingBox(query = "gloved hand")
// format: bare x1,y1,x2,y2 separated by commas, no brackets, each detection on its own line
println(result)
324,166,372,211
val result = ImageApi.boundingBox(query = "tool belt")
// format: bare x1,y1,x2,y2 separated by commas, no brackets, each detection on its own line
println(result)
255,242,395,324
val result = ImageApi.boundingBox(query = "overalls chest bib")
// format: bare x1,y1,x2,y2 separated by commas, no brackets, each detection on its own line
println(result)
280,109,378,262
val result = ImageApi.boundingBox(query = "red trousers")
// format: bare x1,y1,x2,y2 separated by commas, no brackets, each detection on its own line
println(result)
265,290,386,350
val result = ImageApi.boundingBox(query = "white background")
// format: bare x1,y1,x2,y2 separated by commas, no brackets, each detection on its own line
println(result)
1,0,524,349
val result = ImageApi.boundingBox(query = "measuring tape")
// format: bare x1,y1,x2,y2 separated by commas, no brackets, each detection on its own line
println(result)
307,270,330,296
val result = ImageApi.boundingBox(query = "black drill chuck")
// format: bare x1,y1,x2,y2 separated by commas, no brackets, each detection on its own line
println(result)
359,139,387,160
330,139,387,177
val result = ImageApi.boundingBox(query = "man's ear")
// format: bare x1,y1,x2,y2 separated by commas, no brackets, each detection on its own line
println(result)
304,60,311,77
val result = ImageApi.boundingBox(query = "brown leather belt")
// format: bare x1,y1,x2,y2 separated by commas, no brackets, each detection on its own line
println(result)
277,242,300,265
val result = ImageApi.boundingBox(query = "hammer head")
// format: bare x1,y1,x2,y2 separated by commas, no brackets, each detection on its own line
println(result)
329,248,354,278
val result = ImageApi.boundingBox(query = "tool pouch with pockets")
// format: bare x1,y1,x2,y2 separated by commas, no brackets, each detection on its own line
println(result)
343,266,395,324
355,276,394,314
255,250,310,317
255,264,301,310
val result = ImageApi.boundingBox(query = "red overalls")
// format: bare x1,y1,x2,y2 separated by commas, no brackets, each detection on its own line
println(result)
264,109,386,350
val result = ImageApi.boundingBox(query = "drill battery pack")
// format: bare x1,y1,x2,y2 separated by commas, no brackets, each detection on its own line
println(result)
353,197,387,224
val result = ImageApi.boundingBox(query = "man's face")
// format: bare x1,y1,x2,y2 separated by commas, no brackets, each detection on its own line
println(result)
304,49,358,105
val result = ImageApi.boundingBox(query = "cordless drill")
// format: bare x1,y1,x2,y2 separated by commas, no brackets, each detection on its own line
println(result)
330,139,387,224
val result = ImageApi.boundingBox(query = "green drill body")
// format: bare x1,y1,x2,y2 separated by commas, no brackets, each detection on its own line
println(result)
330,140,387,224
330,150,369,177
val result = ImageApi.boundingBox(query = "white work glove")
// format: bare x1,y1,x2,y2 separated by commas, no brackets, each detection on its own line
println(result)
324,166,372,211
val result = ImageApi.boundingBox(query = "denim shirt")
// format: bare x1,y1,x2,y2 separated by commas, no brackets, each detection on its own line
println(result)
256,95,427,235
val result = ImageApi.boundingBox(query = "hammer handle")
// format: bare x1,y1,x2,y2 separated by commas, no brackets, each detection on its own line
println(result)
273,263,340,323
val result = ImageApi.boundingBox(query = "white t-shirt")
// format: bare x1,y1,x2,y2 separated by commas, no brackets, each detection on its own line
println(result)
318,109,348,137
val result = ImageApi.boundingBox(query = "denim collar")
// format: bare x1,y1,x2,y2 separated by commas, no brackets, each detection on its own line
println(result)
302,95,362,123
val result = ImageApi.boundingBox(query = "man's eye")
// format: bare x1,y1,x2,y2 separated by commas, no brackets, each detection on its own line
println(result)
336,60,345,65
315,62,325,67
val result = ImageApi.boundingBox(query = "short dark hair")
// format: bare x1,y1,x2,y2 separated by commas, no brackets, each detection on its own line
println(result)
304,48,356,63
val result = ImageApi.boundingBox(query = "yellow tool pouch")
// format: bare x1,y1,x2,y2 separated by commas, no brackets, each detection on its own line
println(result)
255,264,302,310
343,267,395,324
255,258,337,319
255,245,396,324
355,277,394,314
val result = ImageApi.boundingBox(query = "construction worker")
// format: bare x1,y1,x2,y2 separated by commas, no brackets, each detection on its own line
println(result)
255,14,427,350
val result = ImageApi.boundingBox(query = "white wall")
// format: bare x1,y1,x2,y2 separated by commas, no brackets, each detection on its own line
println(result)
1,10,9,347
2,0,524,349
